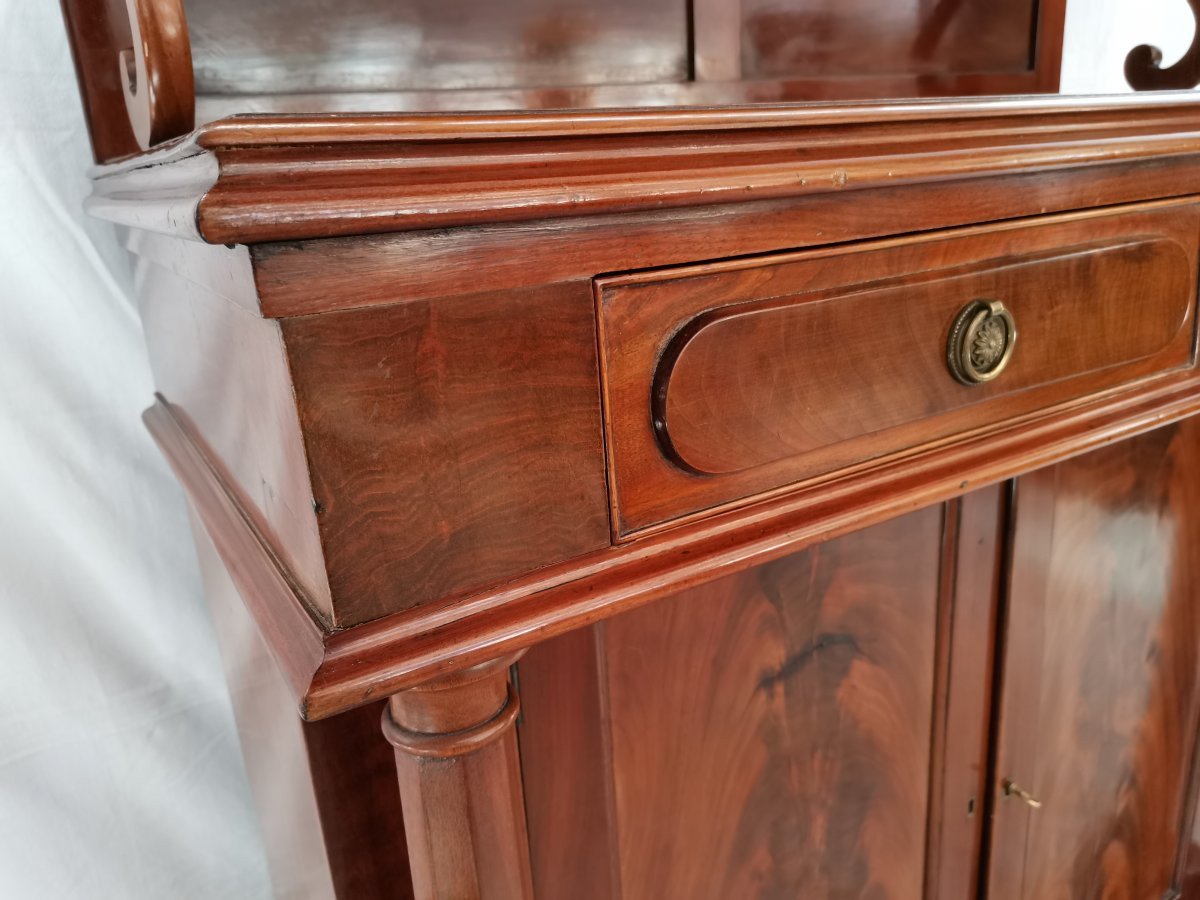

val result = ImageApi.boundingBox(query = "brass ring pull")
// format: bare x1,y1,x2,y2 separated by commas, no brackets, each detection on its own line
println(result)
947,299,1017,385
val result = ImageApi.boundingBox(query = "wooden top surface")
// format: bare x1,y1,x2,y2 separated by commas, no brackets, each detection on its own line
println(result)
108,92,1200,149
87,92,1200,245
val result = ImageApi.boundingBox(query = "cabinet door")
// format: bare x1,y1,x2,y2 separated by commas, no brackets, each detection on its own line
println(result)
520,489,1005,900
986,420,1200,899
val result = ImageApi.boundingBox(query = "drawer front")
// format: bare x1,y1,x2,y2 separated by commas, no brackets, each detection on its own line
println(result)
597,203,1200,535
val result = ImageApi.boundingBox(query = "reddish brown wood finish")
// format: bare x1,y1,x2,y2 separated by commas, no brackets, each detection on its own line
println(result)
54,1,1200,893
70,82,1200,899
517,492,1004,899
144,357,1200,721
986,420,1200,899
60,0,139,161
926,486,1008,900
599,204,1200,533
250,167,1200,319
278,282,610,626
597,505,946,897
739,0,1040,81
64,0,1064,135
84,95,1200,246
656,237,1191,473
383,655,534,900
119,0,193,150
183,0,689,95
517,628,618,900
60,0,192,161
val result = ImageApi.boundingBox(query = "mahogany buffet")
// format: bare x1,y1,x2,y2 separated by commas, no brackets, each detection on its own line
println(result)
59,0,1200,897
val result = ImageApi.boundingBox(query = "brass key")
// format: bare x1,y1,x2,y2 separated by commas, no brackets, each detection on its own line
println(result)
1002,779,1042,809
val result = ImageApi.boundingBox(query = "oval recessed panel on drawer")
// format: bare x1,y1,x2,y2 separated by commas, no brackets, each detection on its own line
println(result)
655,238,1192,475
597,204,1200,536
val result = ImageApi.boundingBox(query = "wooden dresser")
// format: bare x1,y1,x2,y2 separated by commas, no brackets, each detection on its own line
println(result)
61,1,1200,897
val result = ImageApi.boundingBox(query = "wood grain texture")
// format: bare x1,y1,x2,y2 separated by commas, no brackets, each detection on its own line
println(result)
655,239,1191,474
600,204,1200,534
305,367,1200,719
251,171,1200,318
81,94,1200,245
384,655,533,900
279,281,610,626
303,703,414,899
598,505,945,898
184,0,688,95
144,336,1200,721
739,0,1040,80
175,0,1059,103
926,486,1007,900
517,627,618,900
986,419,1200,899
181,0,1064,121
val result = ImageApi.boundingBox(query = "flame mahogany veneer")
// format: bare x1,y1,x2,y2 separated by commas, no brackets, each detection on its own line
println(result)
68,70,1200,900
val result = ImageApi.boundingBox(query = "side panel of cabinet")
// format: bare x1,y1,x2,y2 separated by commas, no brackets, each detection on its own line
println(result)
986,419,1200,899
520,490,1004,899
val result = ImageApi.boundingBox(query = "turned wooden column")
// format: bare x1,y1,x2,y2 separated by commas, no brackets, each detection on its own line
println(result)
381,653,533,900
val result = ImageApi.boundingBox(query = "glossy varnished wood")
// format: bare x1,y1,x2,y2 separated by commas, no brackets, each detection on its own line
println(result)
60,0,139,160
738,0,1040,81
517,628,617,900
654,237,1191,473
278,281,610,626
599,204,1200,533
926,486,1007,900
987,420,1200,899
53,0,1200,893
62,63,1200,898
597,506,947,897
60,0,193,160
84,95,1200,246
184,0,688,95
250,164,1200,319
170,362,1200,720
383,655,533,900
119,0,193,149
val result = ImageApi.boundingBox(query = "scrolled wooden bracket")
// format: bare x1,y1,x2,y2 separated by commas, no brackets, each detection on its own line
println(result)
120,0,194,150
1126,0,1200,90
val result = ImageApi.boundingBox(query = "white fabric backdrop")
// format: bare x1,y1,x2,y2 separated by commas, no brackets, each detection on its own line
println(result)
0,1,1190,897
0,4,271,898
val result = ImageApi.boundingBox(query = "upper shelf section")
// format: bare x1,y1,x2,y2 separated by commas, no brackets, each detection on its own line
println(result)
62,0,1069,162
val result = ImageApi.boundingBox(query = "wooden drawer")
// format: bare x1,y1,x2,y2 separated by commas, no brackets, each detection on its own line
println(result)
597,203,1200,536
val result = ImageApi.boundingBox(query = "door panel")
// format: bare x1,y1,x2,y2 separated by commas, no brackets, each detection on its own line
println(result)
986,419,1200,899
600,504,946,899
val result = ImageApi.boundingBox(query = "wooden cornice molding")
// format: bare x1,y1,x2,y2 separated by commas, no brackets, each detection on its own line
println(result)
88,93,1200,246
146,367,1200,720
142,399,327,701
